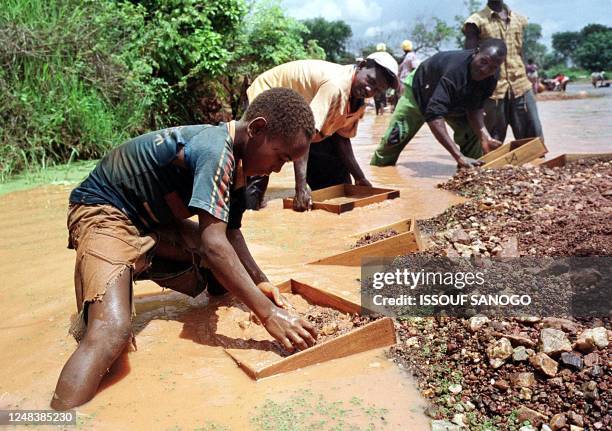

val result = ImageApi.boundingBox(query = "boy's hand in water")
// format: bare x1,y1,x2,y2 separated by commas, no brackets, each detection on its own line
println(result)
256,281,292,309
262,307,317,352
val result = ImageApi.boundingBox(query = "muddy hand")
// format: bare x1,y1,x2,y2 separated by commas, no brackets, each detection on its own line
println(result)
354,177,372,187
256,281,292,309
293,184,312,212
482,136,502,154
262,307,317,352
457,156,484,169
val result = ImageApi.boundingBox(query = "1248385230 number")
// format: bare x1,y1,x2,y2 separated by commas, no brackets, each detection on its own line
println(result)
0,410,76,425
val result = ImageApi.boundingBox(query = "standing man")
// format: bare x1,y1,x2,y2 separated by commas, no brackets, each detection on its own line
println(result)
245,53,399,211
370,40,506,168
463,0,544,143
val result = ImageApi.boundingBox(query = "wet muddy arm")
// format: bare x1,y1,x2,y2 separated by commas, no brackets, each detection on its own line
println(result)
336,136,371,186
467,109,501,153
427,119,482,168
197,210,316,351
197,211,273,321
226,228,268,285
292,154,312,211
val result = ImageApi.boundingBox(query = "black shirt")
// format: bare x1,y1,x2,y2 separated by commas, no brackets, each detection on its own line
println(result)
412,50,498,122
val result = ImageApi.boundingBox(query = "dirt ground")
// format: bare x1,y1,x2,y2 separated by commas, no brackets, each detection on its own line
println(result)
0,83,610,430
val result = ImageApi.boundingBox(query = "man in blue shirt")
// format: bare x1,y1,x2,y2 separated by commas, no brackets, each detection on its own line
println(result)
51,88,318,410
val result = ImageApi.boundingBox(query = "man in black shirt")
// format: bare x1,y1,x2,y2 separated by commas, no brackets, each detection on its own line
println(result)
370,39,506,169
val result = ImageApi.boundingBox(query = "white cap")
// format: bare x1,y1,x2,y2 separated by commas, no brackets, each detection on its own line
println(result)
366,51,399,87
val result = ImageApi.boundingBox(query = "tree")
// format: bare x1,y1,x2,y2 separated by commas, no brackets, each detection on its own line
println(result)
410,17,455,54
552,31,581,63
522,23,547,65
574,27,612,71
454,0,483,48
301,17,352,63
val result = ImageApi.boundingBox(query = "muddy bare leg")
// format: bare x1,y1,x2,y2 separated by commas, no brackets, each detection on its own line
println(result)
51,269,132,410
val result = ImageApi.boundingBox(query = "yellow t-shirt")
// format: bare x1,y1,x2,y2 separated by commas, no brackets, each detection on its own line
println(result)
247,60,366,142
464,5,532,99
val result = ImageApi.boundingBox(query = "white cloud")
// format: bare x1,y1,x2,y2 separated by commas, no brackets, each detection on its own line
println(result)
284,0,382,23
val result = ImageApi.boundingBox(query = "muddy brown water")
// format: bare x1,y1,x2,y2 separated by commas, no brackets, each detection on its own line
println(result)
1,88,609,429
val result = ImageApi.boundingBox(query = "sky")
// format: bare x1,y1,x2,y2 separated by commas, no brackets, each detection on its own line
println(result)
281,0,612,51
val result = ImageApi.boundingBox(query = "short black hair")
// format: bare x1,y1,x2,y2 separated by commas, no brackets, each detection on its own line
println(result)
244,88,315,140
478,38,507,59
365,58,396,88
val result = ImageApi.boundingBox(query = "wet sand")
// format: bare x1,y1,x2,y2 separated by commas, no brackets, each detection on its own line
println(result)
1,87,610,429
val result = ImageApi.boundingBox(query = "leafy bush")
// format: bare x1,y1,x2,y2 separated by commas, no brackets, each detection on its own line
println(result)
0,0,154,180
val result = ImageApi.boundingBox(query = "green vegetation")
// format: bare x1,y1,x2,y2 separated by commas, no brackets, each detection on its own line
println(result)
251,390,389,431
300,18,353,63
0,0,325,181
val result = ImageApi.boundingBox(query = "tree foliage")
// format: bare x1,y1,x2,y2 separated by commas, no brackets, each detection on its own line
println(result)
522,23,547,65
454,0,483,48
300,17,352,63
410,17,455,54
551,24,611,71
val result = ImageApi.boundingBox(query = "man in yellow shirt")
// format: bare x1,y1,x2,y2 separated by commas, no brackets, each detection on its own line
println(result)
245,53,399,211
463,0,544,142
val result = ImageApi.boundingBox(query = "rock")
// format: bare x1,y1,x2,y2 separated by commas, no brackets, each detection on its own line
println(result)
451,413,467,427
517,406,547,428
519,387,533,400
468,315,489,332
519,426,536,431
510,372,535,388
512,346,530,362
422,388,434,398
498,236,519,258
451,228,471,245
431,419,461,431
539,328,572,356
569,426,584,431
549,377,563,387
589,364,603,377
567,411,584,427
530,352,558,377
448,384,462,395
494,332,536,348
559,352,583,370
541,425,552,431
425,405,441,419
405,336,419,347
515,316,541,324
493,379,510,391
542,317,579,333
583,352,600,367
575,327,609,352
581,380,599,400
487,338,513,368
549,413,567,430
463,401,475,411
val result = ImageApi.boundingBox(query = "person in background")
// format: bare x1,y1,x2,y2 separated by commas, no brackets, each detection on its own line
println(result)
244,53,399,211
526,58,539,94
374,43,389,115
463,0,544,143
398,40,418,97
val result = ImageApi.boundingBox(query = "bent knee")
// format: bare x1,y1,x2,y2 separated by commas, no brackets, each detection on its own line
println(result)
84,318,132,352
